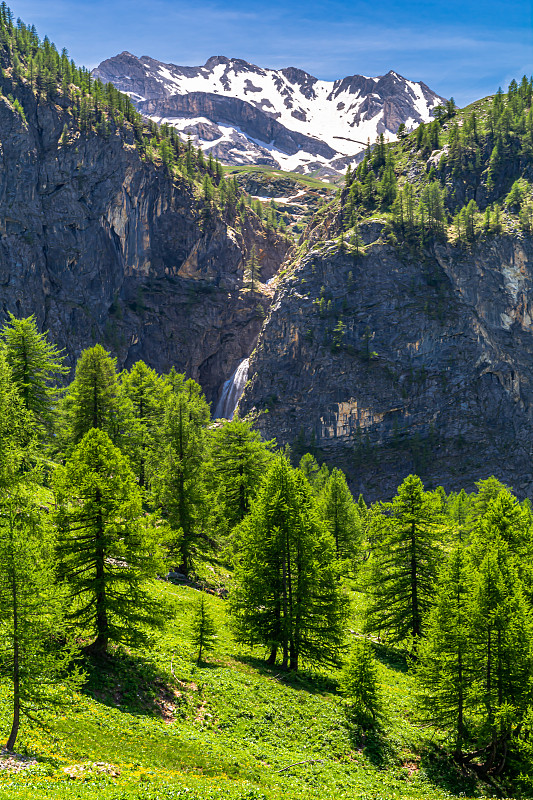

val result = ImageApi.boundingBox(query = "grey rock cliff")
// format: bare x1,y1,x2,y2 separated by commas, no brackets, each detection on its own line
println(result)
240,224,533,498
0,90,288,408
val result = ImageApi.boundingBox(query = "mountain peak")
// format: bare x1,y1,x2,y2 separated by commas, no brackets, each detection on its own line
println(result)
93,53,445,178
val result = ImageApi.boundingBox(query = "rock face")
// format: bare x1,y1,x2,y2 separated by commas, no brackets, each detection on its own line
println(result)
240,223,533,498
93,54,444,177
0,87,288,408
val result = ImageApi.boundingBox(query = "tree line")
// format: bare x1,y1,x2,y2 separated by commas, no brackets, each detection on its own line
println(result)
342,76,533,248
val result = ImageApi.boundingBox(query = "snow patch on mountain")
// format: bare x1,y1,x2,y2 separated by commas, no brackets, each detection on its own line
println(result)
93,53,446,177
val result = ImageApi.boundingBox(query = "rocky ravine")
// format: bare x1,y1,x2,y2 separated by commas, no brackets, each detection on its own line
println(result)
240,223,533,498
0,88,288,408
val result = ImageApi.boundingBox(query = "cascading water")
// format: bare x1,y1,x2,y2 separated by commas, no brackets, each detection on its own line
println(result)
214,358,250,419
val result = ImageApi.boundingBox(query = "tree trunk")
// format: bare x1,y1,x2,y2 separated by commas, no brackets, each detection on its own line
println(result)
289,641,298,672
6,564,20,751
410,520,420,638
267,646,277,665
93,489,109,652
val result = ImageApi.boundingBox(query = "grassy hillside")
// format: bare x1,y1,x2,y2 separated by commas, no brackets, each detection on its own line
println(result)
222,165,338,191
0,572,511,800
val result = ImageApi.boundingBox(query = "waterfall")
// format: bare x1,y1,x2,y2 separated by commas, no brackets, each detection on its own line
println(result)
214,358,250,419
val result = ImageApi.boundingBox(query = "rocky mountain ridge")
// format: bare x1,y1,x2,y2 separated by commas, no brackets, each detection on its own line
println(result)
93,52,444,178
0,37,288,411
239,79,533,497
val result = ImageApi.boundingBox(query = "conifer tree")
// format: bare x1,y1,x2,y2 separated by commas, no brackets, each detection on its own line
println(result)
151,389,208,575
119,360,168,488
231,456,348,670
365,475,442,644
0,488,82,751
298,453,329,493
0,349,33,485
245,245,261,292
466,539,533,772
320,467,361,560
59,344,128,449
342,639,381,730
1,313,67,424
191,593,217,664
416,546,472,755
53,428,165,652
208,417,274,530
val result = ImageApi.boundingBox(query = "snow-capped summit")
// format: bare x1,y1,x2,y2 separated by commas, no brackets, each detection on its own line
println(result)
93,53,445,177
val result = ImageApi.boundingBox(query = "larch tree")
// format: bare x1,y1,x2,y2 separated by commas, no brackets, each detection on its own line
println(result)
191,593,217,664
320,467,361,560
0,488,82,751
151,388,209,575
59,344,130,450
53,428,165,653
364,474,443,645
119,360,168,489
0,351,80,751
230,455,348,671
466,539,533,773
416,546,472,756
208,417,274,530
342,639,382,730
298,453,329,493
1,313,67,426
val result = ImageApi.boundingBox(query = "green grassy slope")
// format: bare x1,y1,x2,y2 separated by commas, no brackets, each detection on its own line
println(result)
0,577,505,800
222,165,338,191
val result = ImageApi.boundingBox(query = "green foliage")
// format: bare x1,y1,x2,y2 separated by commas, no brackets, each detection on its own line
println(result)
191,593,217,664
231,456,348,671
319,468,361,560
416,547,471,753
119,360,168,489
208,417,274,531
298,453,329,493
0,487,83,750
1,312,67,426
342,74,533,247
341,639,382,729
0,349,35,486
151,386,210,575
53,428,165,652
59,344,126,450
365,475,443,644
245,245,261,292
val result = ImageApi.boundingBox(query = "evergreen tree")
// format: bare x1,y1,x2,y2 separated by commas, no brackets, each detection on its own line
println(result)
320,467,361,560
208,417,274,530
59,344,128,449
1,313,67,424
0,350,34,486
416,546,472,754
245,245,261,292
0,487,82,751
119,360,168,488
466,539,533,772
151,389,208,575
53,428,165,652
298,453,329,493
230,456,348,670
342,639,381,730
365,475,443,644
191,593,217,664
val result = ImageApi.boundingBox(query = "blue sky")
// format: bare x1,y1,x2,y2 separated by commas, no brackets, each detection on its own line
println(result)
7,0,533,106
